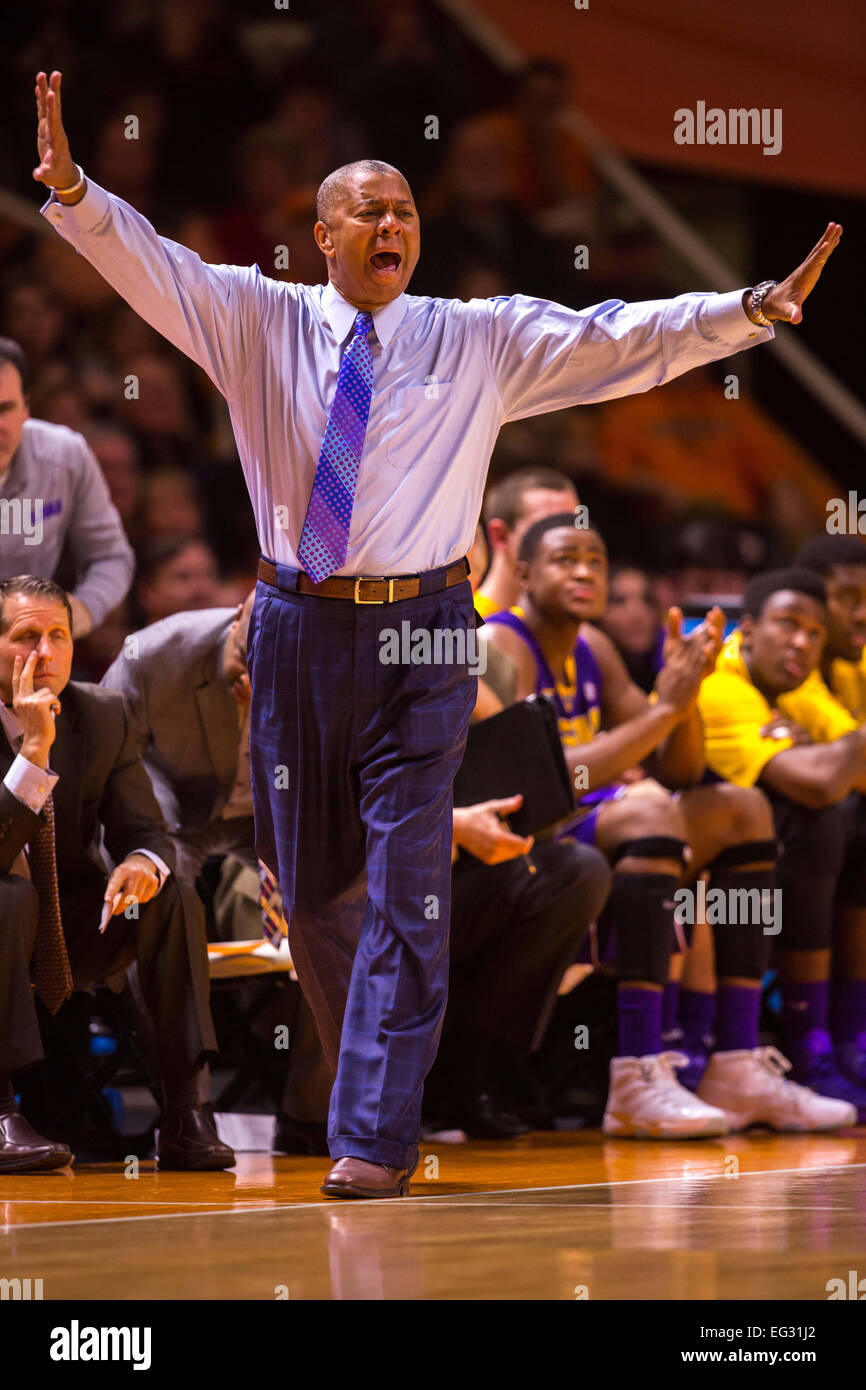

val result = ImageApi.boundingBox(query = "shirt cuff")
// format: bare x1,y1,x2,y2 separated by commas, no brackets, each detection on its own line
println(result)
3,755,59,814
705,289,775,350
40,177,112,237
130,848,172,885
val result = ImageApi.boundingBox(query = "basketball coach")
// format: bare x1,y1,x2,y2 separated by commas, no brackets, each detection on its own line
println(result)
32,69,840,1198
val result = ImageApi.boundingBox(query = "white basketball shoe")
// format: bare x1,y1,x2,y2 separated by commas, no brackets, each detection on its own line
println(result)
698,1047,858,1132
603,1052,729,1139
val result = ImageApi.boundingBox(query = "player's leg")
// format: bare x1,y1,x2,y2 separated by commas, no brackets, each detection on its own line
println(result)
831,794,866,1090
591,780,727,1138
327,582,478,1172
682,784,854,1130
761,786,866,1120
247,577,368,1079
676,910,716,1089
681,783,775,1085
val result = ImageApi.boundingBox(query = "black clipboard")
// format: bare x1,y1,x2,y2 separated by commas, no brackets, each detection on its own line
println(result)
453,694,576,839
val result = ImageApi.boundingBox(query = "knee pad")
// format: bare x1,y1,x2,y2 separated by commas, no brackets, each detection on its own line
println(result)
608,869,682,987
776,801,847,880
707,838,779,873
703,841,779,978
609,836,689,871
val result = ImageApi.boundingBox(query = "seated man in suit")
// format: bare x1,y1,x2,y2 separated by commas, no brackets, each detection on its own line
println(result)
0,574,234,1173
424,793,611,1137
100,593,333,1153
101,593,260,885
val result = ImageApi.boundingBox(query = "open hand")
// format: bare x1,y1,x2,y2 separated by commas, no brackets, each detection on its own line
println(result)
762,223,842,324
33,70,77,190
691,605,726,678
655,607,710,714
452,795,534,865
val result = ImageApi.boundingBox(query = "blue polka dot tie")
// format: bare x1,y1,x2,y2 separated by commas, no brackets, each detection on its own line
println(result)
297,310,374,582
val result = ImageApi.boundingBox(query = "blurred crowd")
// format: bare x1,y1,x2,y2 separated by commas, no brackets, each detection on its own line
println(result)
0,0,838,686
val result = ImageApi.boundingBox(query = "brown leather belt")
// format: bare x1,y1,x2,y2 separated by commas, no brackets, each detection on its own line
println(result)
257,555,470,604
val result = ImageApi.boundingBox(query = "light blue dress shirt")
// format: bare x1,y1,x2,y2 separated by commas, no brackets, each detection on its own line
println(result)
42,180,773,577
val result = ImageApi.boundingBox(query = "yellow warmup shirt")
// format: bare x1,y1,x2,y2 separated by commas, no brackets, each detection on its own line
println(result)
777,666,858,741
829,650,866,725
474,593,526,620
697,632,852,788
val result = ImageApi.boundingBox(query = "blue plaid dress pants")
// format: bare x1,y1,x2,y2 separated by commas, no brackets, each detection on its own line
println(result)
247,558,477,1170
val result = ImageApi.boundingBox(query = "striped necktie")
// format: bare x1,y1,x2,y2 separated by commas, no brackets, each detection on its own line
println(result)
296,309,374,582
29,793,73,1015
259,859,288,947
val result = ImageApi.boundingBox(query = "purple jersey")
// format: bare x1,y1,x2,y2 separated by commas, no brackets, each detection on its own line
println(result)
486,608,603,749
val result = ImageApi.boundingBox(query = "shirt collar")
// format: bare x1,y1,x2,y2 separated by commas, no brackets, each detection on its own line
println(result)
321,280,408,349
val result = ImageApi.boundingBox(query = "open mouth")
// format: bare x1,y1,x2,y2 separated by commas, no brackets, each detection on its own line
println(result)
369,250,402,276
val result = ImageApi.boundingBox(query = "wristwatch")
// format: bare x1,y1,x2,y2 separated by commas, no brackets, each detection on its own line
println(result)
748,280,777,327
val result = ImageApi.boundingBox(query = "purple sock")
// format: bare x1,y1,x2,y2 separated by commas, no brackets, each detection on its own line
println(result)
831,979,866,1050
714,985,761,1052
782,980,831,1057
678,988,715,1053
662,981,681,1039
617,987,663,1057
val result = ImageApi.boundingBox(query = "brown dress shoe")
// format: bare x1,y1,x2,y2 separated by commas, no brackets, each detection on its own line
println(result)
0,1110,72,1173
321,1156,411,1199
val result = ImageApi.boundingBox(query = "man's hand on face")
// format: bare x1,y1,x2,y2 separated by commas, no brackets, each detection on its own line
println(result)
101,853,162,928
12,650,61,768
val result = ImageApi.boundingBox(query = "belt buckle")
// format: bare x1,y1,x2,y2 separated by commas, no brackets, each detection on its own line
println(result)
354,576,395,604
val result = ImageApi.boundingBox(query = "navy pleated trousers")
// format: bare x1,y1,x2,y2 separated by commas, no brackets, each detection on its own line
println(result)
247,558,477,1170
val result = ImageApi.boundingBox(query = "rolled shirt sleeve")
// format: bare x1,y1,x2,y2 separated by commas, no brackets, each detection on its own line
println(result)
41,179,268,401
483,290,774,423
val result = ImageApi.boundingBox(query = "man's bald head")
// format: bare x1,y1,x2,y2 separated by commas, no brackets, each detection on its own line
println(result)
316,160,407,224
313,160,420,310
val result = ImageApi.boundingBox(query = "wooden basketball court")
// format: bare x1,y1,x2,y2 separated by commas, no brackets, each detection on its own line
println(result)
2,1130,864,1300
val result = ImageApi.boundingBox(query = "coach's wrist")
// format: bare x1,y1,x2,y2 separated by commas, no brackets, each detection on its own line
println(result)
54,179,86,206
52,162,86,204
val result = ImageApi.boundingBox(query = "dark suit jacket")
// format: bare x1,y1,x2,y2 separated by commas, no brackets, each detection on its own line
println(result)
0,681,176,891
100,608,241,832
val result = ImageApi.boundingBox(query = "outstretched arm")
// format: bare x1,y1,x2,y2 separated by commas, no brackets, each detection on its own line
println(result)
483,226,842,423
34,70,268,400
